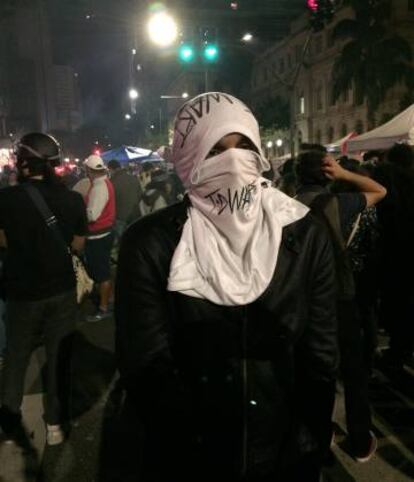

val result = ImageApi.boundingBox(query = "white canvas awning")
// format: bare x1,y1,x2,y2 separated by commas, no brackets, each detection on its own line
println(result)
326,132,356,153
348,104,414,152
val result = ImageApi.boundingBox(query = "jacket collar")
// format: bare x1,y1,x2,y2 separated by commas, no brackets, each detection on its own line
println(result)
296,184,328,195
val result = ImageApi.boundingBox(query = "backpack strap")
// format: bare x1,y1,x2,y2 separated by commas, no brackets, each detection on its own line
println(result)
346,213,361,248
23,183,70,256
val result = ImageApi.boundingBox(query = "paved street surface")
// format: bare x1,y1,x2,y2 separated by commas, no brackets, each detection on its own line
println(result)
1,312,414,482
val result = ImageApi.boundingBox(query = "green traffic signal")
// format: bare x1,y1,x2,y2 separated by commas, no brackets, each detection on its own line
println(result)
203,43,219,62
178,44,195,63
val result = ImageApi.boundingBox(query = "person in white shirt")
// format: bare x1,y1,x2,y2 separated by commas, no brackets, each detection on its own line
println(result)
83,155,116,322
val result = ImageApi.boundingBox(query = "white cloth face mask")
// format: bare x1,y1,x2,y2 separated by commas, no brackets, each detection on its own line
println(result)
189,148,263,255
168,147,310,306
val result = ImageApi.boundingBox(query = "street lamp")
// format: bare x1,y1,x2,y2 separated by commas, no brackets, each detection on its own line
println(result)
147,11,179,48
125,114,132,120
266,141,273,149
160,93,190,100
242,33,253,42
276,139,283,147
129,88,139,100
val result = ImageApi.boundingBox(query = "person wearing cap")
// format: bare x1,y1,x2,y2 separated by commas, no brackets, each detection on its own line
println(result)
0,132,88,446
83,155,116,322
115,93,338,481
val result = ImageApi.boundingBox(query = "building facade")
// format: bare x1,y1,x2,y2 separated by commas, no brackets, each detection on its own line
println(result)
53,66,83,132
251,0,414,157
0,0,82,141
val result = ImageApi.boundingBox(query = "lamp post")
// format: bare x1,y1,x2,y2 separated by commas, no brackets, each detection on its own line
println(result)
129,88,139,114
157,93,190,139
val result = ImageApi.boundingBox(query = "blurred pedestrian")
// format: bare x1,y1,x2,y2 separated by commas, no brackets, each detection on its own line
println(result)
83,155,115,322
107,160,142,239
374,144,414,369
139,171,170,215
295,150,386,462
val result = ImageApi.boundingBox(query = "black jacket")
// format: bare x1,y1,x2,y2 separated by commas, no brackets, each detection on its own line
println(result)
110,168,142,223
115,200,338,482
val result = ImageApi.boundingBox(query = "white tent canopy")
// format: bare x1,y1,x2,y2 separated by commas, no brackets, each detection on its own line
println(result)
326,132,356,153
348,104,414,152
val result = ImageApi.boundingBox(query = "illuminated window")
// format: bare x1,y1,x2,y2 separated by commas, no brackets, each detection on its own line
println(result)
300,96,305,114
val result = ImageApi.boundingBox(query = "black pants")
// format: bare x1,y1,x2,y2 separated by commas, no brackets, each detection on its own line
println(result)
337,300,372,452
1,290,76,425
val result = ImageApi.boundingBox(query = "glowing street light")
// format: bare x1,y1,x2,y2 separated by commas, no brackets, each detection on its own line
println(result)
147,11,178,48
160,93,190,100
266,141,273,149
129,88,139,100
242,33,253,42
276,139,283,147
125,114,132,120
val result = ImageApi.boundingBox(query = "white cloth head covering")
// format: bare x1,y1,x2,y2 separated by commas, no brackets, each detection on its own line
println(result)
171,92,267,188
168,92,309,306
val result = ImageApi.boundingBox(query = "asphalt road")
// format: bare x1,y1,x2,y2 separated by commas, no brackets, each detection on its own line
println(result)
1,313,414,482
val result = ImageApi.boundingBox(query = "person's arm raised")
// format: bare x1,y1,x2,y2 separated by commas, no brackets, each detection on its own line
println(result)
322,157,387,208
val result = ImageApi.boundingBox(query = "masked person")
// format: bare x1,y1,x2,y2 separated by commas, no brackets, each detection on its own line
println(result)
116,93,338,482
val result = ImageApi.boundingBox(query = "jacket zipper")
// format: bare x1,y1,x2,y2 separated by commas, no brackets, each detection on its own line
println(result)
241,308,248,479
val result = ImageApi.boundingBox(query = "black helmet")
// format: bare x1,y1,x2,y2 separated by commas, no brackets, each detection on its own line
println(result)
14,133,61,167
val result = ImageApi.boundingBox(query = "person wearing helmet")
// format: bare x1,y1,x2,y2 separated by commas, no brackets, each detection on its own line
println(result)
115,93,338,482
83,154,116,322
0,133,88,446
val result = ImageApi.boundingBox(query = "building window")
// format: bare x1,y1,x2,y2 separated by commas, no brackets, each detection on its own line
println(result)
295,45,301,63
354,84,364,105
297,130,303,147
299,94,305,114
316,85,323,111
355,120,364,134
329,86,336,106
327,126,335,143
314,35,323,56
326,30,335,48
315,129,321,144
409,0,414,11
341,123,348,137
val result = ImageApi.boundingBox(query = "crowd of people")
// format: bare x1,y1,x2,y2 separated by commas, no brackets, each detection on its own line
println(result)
0,92,413,482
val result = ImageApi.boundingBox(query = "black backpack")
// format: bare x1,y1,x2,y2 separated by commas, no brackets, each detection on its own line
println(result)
297,192,355,301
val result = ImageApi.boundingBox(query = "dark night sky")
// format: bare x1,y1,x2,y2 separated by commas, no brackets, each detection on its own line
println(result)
46,0,306,136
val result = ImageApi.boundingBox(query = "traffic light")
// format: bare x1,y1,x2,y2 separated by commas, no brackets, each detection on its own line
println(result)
203,43,219,62
178,43,195,63
307,0,335,32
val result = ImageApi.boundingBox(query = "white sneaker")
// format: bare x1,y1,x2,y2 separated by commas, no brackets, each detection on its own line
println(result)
46,424,65,446
354,431,377,463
